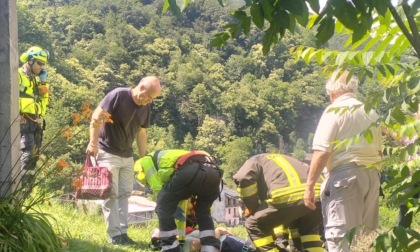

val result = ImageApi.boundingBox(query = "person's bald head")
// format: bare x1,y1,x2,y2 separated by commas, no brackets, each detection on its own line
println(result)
131,76,161,106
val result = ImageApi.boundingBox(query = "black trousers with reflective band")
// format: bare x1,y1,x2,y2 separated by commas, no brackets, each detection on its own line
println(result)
156,161,221,251
246,201,323,252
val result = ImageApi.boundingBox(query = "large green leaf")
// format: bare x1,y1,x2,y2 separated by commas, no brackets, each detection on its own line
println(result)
262,0,275,22
210,32,231,47
280,0,306,16
262,23,279,55
408,76,420,94
276,10,290,29
166,0,182,18
393,226,409,249
316,17,335,46
232,10,252,35
306,0,320,13
373,0,390,16
352,24,368,44
391,107,406,124
225,23,240,38
362,51,374,65
411,0,420,15
333,1,359,30
251,2,265,29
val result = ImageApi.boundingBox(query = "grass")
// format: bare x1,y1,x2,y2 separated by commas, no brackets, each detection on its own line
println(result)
42,198,248,252
39,197,419,252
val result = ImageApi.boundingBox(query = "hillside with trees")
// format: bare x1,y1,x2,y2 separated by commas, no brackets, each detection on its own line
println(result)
18,0,333,189
4,0,418,250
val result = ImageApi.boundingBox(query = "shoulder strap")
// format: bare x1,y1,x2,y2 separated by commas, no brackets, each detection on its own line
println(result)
152,150,161,171
175,150,211,170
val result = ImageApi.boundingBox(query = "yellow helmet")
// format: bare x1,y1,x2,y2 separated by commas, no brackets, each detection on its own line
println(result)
20,46,50,63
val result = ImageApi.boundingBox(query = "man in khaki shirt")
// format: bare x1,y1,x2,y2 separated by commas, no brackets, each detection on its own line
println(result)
304,70,382,252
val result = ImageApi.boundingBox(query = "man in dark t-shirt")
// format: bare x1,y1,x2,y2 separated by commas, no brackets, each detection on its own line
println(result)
86,76,161,245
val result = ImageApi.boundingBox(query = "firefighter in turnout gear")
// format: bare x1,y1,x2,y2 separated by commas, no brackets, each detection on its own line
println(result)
18,46,50,185
134,150,223,252
233,154,324,252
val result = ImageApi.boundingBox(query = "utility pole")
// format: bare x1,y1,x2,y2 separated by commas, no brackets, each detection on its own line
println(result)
0,0,20,198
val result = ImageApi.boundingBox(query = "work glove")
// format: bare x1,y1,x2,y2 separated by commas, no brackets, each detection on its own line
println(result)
243,207,251,218
37,85,49,96
174,205,186,221
38,69,48,82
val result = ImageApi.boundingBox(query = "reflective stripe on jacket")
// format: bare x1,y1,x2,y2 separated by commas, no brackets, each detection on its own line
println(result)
133,149,212,195
18,68,49,115
233,154,322,211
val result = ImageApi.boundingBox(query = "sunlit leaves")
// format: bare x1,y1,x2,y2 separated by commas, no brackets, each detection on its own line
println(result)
210,32,230,47
232,10,251,35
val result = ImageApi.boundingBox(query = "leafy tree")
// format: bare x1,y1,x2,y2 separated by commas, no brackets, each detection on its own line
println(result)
195,115,231,159
216,137,254,188
182,133,195,150
292,138,306,162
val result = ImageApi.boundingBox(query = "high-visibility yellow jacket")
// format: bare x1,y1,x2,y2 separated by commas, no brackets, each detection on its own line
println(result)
134,149,212,194
18,68,49,116
134,149,213,241
233,153,323,213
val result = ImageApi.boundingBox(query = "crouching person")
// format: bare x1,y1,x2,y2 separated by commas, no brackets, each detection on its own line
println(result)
134,150,223,252
234,153,324,252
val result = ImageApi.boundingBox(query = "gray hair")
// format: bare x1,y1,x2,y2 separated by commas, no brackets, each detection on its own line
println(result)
325,70,358,95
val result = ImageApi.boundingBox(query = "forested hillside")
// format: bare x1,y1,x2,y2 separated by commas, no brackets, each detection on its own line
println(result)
17,0,364,190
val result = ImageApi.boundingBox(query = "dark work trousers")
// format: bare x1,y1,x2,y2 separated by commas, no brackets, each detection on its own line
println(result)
20,118,43,184
156,161,221,252
246,201,323,252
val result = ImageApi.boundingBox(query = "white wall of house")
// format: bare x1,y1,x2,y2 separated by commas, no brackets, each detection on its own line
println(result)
211,186,242,226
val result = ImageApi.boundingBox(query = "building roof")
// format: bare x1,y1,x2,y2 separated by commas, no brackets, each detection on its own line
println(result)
222,186,240,198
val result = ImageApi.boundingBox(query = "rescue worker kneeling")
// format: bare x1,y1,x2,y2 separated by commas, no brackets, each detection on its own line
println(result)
134,150,222,252
233,153,324,252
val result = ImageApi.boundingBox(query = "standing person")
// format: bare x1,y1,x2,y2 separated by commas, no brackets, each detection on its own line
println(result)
18,46,50,184
233,153,324,252
134,149,223,252
304,70,383,252
86,76,161,245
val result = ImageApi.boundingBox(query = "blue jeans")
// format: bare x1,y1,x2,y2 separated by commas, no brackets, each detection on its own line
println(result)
97,149,134,238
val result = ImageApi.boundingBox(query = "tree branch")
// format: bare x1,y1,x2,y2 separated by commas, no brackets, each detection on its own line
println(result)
401,1,420,59
388,4,419,59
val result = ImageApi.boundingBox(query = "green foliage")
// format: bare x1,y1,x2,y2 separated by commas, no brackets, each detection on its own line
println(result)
0,200,63,252
216,137,254,187
292,138,306,162
195,116,231,158
0,128,65,251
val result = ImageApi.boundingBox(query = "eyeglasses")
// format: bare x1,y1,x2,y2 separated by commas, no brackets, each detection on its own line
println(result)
36,61,45,66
